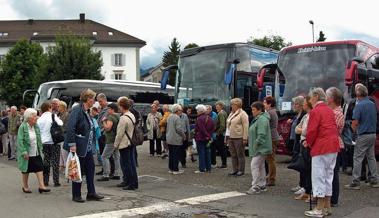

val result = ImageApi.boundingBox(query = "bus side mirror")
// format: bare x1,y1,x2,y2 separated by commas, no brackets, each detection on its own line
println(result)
224,63,235,85
345,60,358,86
257,68,266,91
160,70,169,90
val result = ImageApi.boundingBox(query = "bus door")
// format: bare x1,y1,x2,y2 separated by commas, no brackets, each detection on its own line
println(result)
23,89,39,107
235,72,258,114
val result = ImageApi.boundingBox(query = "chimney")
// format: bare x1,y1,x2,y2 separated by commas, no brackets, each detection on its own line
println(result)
79,13,85,23
28,19,33,25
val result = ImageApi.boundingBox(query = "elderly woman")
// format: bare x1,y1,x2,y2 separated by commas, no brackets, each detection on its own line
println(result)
226,98,249,176
194,104,214,173
64,89,104,203
58,101,69,171
288,96,306,194
17,108,50,194
304,88,340,217
294,96,313,201
263,96,279,186
114,97,139,190
166,104,186,174
246,102,272,195
147,104,162,157
326,87,345,207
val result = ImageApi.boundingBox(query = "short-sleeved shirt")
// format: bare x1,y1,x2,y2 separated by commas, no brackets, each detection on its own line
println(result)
352,97,377,135
104,114,120,144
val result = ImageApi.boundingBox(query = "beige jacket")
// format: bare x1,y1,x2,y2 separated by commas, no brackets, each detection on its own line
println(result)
227,109,249,140
114,111,135,150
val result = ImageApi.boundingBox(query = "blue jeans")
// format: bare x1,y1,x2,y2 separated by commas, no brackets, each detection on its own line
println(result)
72,151,96,198
197,140,211,172
168,144,180,171
119,146,138,188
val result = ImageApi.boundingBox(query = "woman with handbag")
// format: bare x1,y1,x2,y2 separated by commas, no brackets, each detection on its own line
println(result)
17,108,50,194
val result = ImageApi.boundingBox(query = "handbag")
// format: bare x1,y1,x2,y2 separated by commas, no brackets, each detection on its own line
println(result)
287,143,307,173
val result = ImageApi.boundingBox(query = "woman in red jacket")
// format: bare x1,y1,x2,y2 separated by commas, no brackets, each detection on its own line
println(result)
304,88,340,218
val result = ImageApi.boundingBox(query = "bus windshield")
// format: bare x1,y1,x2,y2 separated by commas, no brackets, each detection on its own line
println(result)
178,48,229,105
277,44,356,112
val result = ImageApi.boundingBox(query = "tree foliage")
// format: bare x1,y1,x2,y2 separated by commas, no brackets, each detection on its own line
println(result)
247,35,292,51
38,35,103,83
317,31,327,42
184,43,199,49
162,38,181,86
0,39,47,106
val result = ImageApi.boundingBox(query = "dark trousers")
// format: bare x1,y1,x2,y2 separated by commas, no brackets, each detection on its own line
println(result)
331,153,341,204
72,151,96,198
168,144,180,171
119,146,138,188
197,140,211,172
179,140,189,166
149,130,162,155
42,144,60,185
212,135,227,166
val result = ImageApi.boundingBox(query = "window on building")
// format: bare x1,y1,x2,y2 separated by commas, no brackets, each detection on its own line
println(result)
33,32,38,36
108,31,113,36
92,31,97,36
115,73,122,80
113,53,124,66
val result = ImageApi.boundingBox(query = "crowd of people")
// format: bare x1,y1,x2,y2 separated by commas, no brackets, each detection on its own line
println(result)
0,84,378,217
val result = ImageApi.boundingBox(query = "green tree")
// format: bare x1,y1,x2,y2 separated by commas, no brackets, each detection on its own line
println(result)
39,35,103,83
0,39,47,106
317,31,327,42
162,38,181,86
247,35,292,50
184,43,199,49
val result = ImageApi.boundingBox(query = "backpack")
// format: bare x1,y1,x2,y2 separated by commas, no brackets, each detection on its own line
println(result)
50,113,64,144
124,115,144,146
0,120,6,135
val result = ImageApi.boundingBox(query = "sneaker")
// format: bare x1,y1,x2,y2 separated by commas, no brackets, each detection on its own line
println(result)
370,182,379,188
211,164,217,168
235,171,244,176
168,170,173,174
97,177,110,182
259,186,267,192
172,170,184,175
294,187,305,195
291,185,301,192
246,187,261,195
323,208,332,216
304,209,324,218
295,193,309,200
344,183,361,190
217,165,227,169
194,170,204,174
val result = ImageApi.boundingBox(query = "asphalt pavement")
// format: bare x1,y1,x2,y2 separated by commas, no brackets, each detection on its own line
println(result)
0,142,378,218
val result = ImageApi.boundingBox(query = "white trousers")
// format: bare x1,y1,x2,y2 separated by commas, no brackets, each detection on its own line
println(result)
311,153,337,197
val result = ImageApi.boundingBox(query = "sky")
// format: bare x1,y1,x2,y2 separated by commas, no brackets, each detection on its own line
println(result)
2,0,379,70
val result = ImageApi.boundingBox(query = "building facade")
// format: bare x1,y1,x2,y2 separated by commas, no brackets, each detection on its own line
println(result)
0,13,146,81
141,63,164,83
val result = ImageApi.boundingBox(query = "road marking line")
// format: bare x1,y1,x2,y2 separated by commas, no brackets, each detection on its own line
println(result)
69,191,246,218
175,191,246,205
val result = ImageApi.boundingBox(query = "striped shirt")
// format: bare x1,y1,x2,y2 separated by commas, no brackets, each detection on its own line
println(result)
333,106,345,148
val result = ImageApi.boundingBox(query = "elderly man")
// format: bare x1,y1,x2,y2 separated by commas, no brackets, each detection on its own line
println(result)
166,104,186,174
96,93,115,176
345,84,379,189
8,106,20,160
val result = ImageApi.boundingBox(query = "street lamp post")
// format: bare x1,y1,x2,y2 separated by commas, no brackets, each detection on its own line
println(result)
309,20,315,43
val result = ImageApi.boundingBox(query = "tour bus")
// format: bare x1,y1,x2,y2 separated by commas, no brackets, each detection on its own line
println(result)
256,40,379,155
162,43,278,114
23,79,177,122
